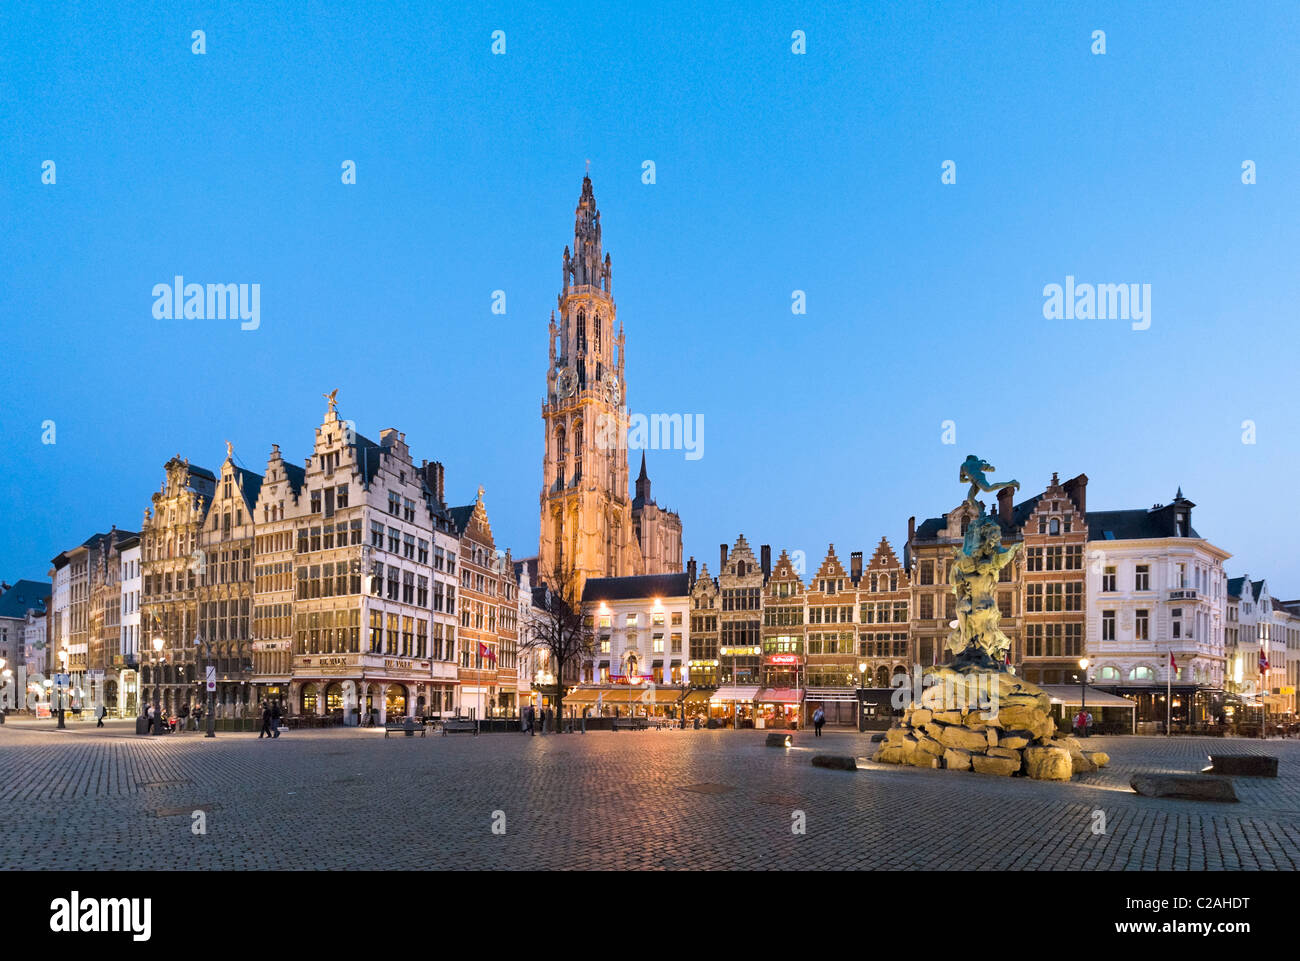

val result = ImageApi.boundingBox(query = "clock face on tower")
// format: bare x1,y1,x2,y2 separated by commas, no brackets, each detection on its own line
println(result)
556,367,575,399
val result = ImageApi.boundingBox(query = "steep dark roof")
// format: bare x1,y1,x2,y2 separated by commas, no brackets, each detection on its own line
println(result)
1227,576,1246,599
1085,508,1200,541
0,580,51,618
351,433,385,486
282,461,306,495
1251,579,1265,601
447,505,476,535
189,465,217,481
913,516,948,542
582,573,690,603
233,467,264,509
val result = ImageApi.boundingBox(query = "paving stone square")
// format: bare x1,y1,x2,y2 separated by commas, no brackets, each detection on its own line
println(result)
3,722,1298,870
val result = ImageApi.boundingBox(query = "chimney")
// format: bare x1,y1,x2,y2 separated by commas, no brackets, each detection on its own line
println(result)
760,544,772,580
997,486,1014,525
720,543,729,571
850,551,863,581
687,556,697,588
1063,473,1088,515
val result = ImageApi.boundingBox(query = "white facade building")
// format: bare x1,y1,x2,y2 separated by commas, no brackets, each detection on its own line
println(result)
1085,491,1229,729
119,540,142,717
567,573,692,719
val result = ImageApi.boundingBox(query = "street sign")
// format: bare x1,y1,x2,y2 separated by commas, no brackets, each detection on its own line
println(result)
205,666,216,692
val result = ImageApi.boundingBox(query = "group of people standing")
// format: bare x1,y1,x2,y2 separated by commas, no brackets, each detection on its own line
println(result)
522,703,553,735
142,702,206,734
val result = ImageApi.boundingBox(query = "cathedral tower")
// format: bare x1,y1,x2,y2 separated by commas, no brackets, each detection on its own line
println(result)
539,175,638,591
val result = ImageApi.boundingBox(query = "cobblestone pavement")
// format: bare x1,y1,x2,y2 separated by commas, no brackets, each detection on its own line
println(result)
2,723,1298,870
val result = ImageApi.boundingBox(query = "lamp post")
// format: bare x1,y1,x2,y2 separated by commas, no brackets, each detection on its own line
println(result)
151,636,164,735
195,635,216,738
1078,657,1090,736
57,648,69,728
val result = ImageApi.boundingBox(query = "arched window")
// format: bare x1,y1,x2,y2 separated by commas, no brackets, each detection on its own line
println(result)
594,314,602,354
576,310,587,352
573,421,583,481
1098,666,1120,681
301,683,318,714
1129,666,1154,681
555,427,566,488
325,682,343,713
1049,518,1060,535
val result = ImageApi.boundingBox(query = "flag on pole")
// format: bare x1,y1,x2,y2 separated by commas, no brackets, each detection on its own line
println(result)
479,641,496,664
1169,651,1177,671
1259,650,1269,674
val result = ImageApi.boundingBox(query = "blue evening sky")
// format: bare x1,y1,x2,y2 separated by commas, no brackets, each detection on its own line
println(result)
2,1,1298,590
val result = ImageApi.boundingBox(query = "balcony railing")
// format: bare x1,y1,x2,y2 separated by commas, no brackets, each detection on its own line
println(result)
1167,589,1199,602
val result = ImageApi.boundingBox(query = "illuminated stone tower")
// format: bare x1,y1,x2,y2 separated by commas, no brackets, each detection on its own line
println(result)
538,174,683,594
538,175,637,592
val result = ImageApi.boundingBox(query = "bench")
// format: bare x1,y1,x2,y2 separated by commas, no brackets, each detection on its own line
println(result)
1203,754,1278,778
441,718,479,736
384,718,426,738
612,717,646,731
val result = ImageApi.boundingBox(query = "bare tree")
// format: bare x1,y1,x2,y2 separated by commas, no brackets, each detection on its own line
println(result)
519,563,594,723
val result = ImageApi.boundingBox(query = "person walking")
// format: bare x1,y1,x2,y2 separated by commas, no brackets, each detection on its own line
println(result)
270,699,282,738
812,706,825,737
259,700,273,739
1073,709,1087,738
178,702,190,733
544,706,553,735
526,703,535,735
96,703,107,728
193,702,203,732
1084,710,1094,738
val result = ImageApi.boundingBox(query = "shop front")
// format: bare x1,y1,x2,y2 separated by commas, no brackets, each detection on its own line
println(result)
563,684,685,718
756,688,802,729
709,685,759,728
682,688,713,724
804,687,858,727
1040,684,1137,734
1091,684,1224,733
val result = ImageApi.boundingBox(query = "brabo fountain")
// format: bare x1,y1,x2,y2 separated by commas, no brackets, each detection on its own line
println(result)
872,457,1110,780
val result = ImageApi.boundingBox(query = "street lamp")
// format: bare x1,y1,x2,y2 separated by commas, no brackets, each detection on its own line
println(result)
1078,657,1090,736
151,637,164,735
858,661,868,689
0,658,8,725
195,635,216,738
57,648,69,728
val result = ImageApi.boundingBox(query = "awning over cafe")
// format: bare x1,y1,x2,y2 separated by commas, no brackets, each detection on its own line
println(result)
710,685,760,702
757,688,803,704
682,689,713,705
1040,685,1138,709
562,686,685,706
805,687,858,703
